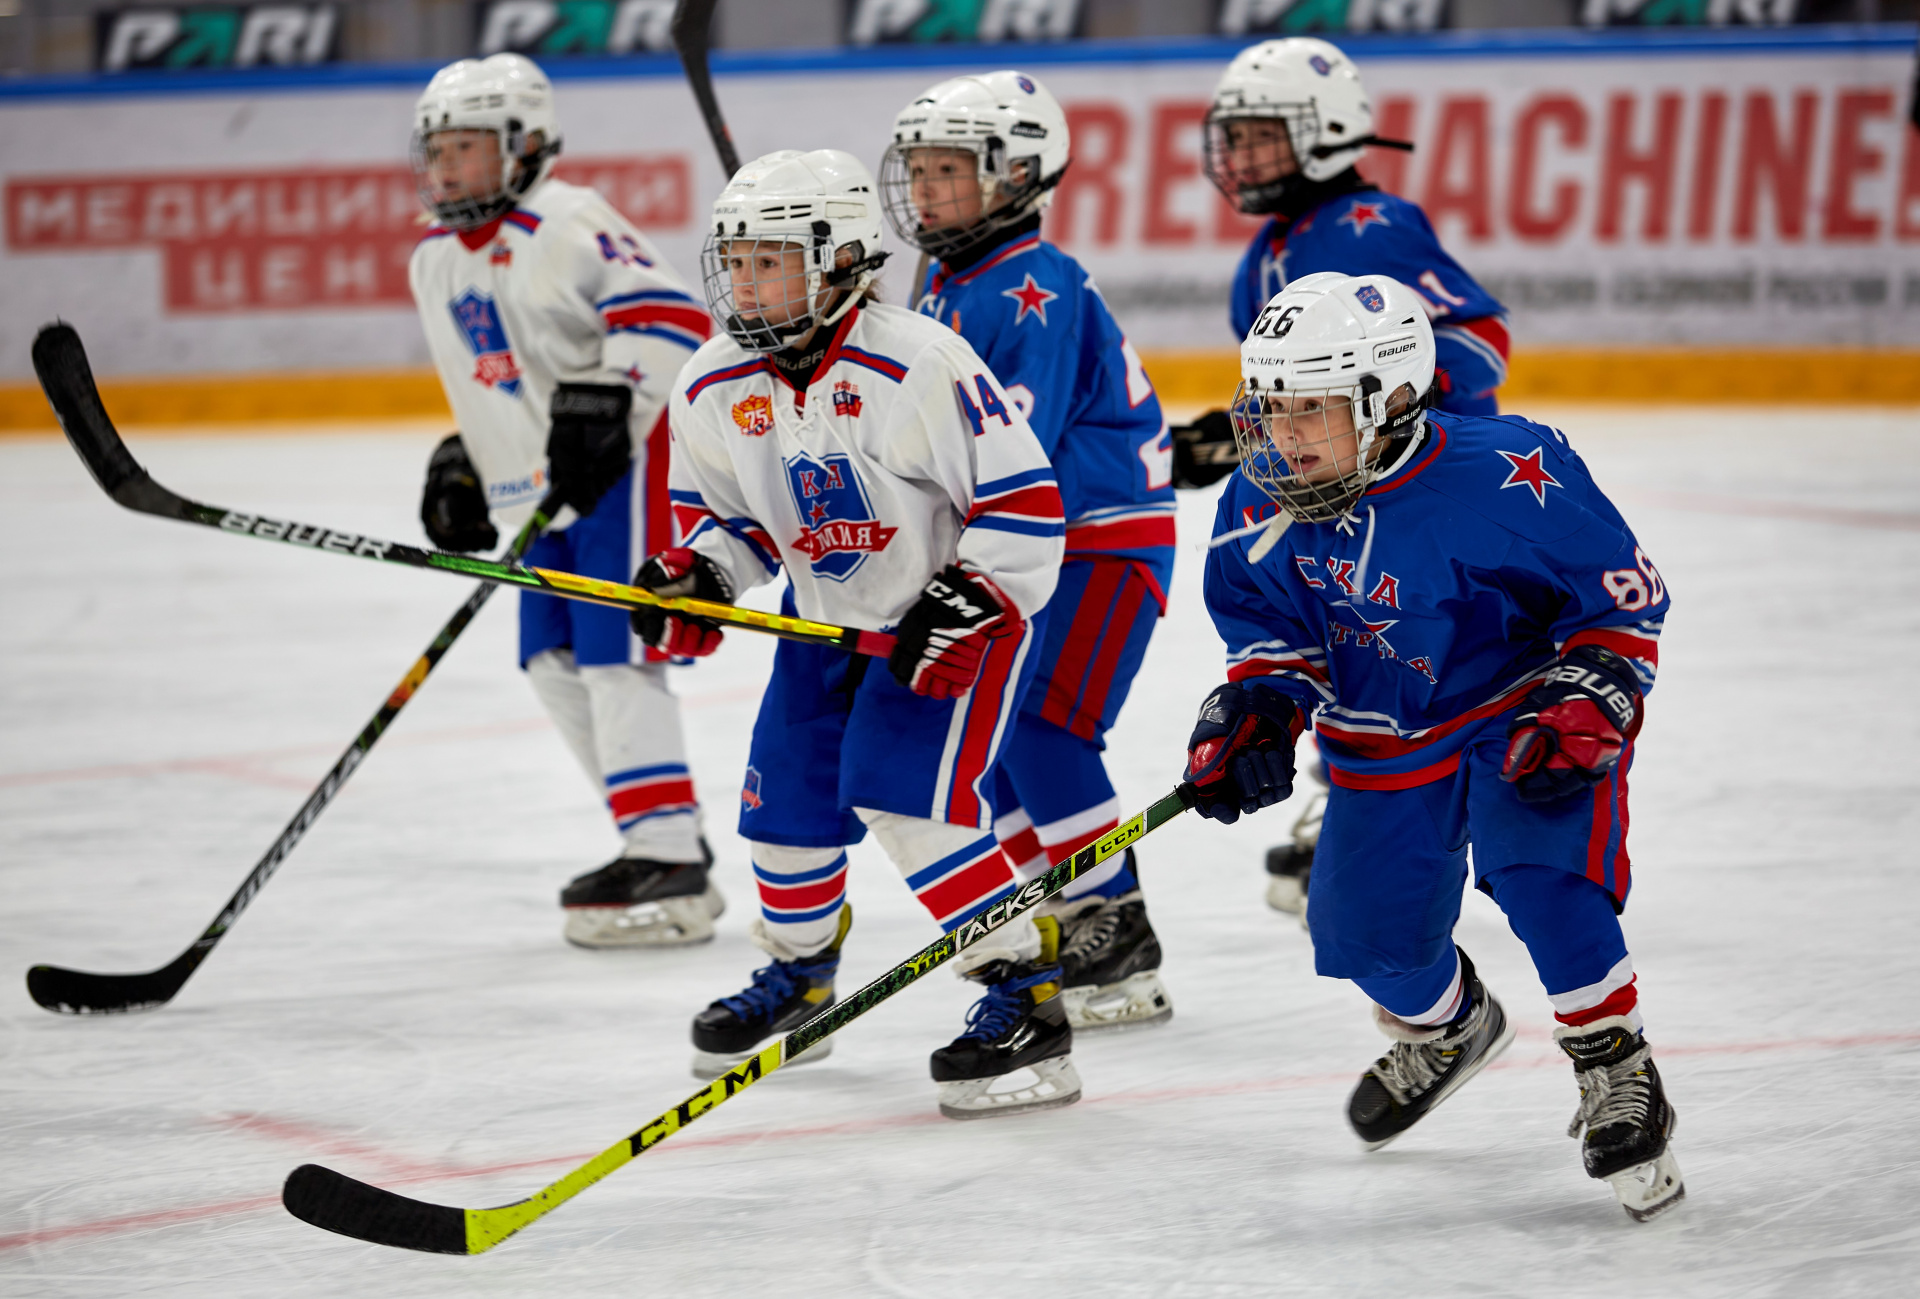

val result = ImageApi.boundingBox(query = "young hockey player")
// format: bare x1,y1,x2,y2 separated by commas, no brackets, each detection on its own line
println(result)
877,70,1175,1033
408,53,720,948
631,149,1079,1120
1173,36,1512,915
1185,271,1682,1222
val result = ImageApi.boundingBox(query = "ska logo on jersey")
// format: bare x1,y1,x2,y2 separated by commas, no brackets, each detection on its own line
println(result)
832,380,863,418
449,289,522,396
732,394,774,436
784,452,897,581
741,766,764,810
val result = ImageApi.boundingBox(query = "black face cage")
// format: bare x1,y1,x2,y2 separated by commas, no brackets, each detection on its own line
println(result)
411,122,558,231
1227,373,1432,523
877,140,1062,262
701,222,886,354
1203,105,1318,216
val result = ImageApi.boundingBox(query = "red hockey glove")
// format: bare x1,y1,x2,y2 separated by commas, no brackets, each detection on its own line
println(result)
630,548,731,657
888,564,1022,700
1501,644,1644,803
1183,682,1303,824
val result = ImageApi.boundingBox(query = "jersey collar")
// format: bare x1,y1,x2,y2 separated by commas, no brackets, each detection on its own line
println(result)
1364,417,1448,498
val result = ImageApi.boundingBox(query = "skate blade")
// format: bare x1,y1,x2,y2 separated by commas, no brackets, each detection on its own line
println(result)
1609,1148,1686,1222
564,885,724,949
1063,971,1173,1034
690,1036,831,1081
1358,1012,1516,1152
937,1056,1082,1121
1265,876,1306,915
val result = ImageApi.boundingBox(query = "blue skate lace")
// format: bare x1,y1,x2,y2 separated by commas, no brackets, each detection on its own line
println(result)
956,965,1061,1042
718,955,838,1022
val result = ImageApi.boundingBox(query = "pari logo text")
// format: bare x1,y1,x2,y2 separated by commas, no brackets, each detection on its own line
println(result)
783,451,896,581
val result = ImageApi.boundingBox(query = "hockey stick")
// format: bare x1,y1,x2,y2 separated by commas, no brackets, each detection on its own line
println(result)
32,323,896,660
282,782,1196,1253
671,0,740,179
25,490,562,1015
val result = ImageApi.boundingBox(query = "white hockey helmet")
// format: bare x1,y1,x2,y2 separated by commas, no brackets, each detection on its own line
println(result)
878,70,1070,261
412,53,562,229
1204,38,1373,215
1231,272,1436,523
701,148,890,354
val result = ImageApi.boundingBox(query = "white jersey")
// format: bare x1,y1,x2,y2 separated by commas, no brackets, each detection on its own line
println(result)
409,177,710,531
668,303,1064,631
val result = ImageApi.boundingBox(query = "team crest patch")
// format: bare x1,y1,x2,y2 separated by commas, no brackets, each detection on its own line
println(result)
731,394,774,436
489,242,511,267
1309,55,1331,74
784,451,897,582
449,289,521,396
832,379,863,418
1017,74,1036,93
1354,284,1386,313
741,766,763,810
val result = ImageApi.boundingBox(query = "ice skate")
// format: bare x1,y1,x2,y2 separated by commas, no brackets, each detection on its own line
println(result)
689,908,851,1079
1557,1016,1685,1222
1049,860,1172,1033
561,843,724,949
1346,948,1512,1149
1264,787,1323,922
932,916,1082,1120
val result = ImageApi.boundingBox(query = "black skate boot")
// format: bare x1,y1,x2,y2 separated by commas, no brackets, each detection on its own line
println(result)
561,839,722,949
1050,855,1172,1034
931,916,1082,1120
689,907,852,1080
1264,788,1323,920
1556,1017,1685,1222
1346,947,1514,1149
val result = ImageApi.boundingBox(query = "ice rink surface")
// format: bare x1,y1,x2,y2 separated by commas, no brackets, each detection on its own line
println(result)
3,406,1918,1297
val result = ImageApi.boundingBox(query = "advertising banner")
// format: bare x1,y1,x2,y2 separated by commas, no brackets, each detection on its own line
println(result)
3,29,1916,388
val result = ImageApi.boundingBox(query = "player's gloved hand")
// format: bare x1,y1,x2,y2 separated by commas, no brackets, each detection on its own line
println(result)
1184,681,1301,824
630,548,731,657
888,564,1022,700
1501,644,1644,803
1170,409,1240,490
545,382,633,516
420,433,499,553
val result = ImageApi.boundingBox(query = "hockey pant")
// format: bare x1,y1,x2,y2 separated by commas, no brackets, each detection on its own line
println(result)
1310,731,1640,1032
993,557,1163,904
525,649,703,863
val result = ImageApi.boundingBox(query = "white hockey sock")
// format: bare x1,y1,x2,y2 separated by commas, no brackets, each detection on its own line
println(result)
525,649,604,792
580,662,703,863
749,841,850,958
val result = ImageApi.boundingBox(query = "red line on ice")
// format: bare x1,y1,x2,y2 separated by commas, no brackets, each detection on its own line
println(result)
6,1028,1918,1254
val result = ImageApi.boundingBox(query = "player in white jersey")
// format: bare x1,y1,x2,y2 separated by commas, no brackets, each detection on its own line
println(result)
630,148,1077,1119
407,53,721,948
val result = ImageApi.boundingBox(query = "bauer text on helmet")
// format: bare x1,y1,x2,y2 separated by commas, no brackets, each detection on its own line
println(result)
879,70,1070,263
412,53,562,231
701,149,890,353
1204,38,1372,216
1230,273,1435,523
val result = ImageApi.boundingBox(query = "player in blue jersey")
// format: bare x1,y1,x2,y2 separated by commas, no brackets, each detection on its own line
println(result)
1186,270,1683,1223
878,71,1177,1032
1173,36,1515,915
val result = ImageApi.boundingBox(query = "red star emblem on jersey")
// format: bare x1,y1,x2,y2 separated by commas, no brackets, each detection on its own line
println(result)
808,499,829,525
1497,448,1563,506
1002,273,1058,326
1338,201,1389,236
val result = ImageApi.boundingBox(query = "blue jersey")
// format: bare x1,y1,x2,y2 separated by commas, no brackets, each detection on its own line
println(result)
920,232,1176,599
1229,190,1512,414
1204,410,1669,787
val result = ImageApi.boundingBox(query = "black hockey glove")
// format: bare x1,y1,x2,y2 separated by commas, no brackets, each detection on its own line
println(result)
889,564,1022,701
1184,681,1302,824
545,382,633,516
1171,409,1240,490
1501,644,1645,804
420,433,498,553
630,548,732,657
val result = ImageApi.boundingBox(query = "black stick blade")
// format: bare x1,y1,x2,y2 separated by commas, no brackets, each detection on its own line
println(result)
283,1164,470,1254
26,959,189,1015
32,323,142,495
